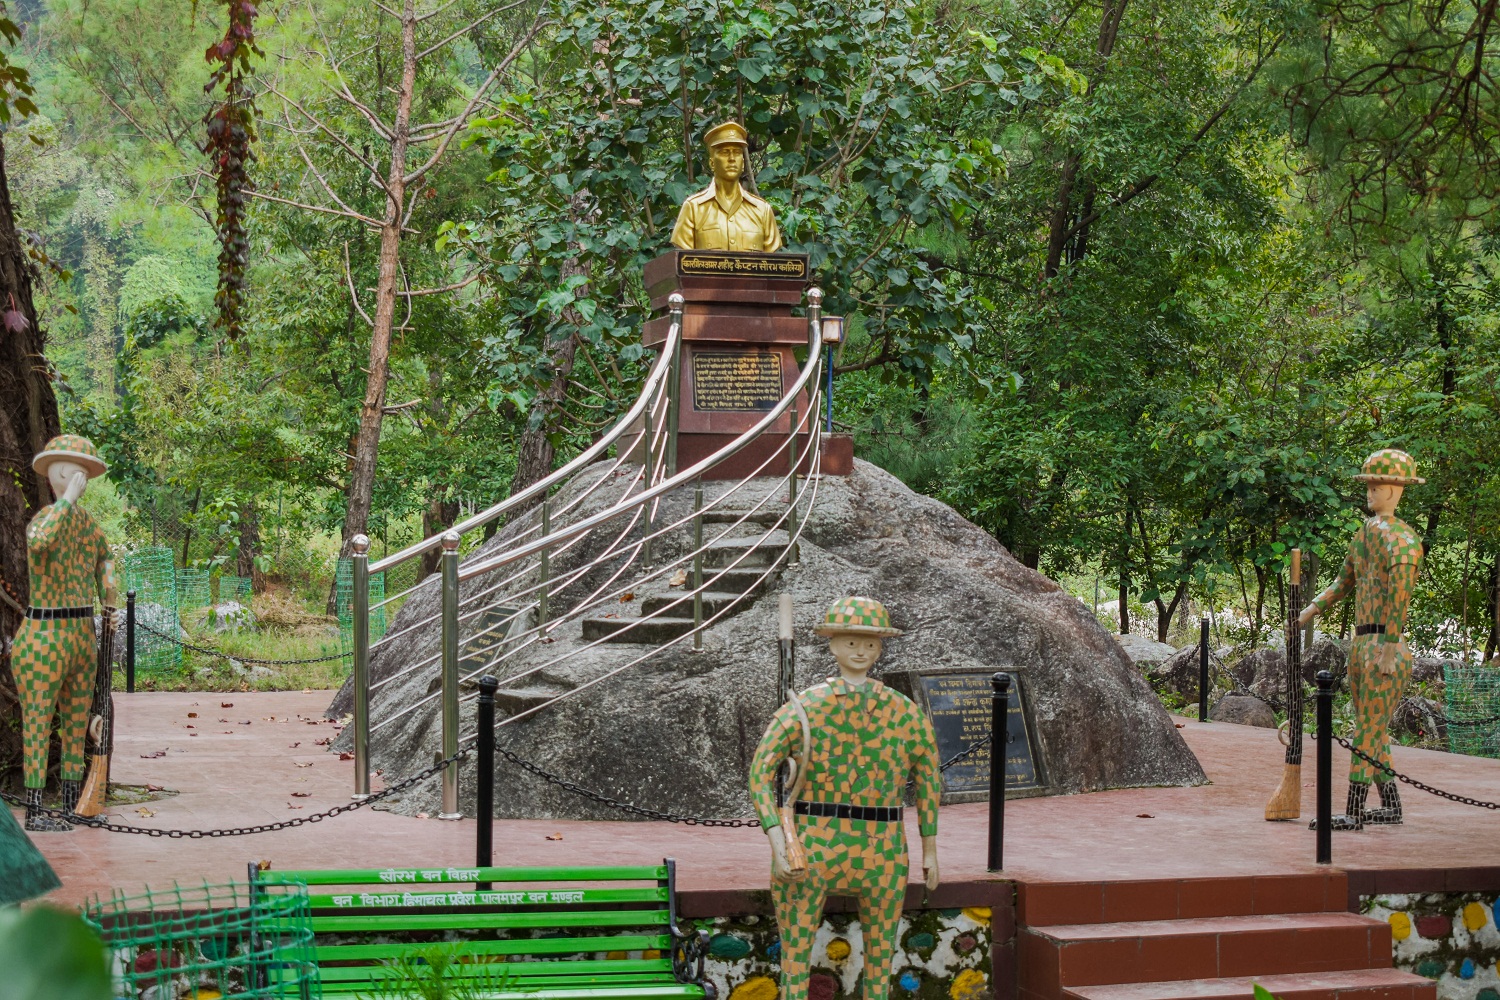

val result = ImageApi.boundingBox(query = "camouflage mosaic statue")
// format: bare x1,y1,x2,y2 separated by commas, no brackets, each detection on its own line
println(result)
749,597,941,1000
14,435,116,832
1299,449,1425,831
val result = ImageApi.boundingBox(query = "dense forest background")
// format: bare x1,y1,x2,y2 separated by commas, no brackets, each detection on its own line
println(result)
5,0,1500,662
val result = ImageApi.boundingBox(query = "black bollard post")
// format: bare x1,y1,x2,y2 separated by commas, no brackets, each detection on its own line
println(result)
1198,616,1210,722
476,676,498,886
125,590,136,694
988,673,1010,872
1316,670,1334,864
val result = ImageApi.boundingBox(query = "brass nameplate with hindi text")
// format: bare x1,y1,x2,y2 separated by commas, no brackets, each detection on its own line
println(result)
677,252,809,280
692,351,783,412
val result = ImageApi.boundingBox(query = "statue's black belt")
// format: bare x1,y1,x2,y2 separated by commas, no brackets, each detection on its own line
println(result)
794,801,903,823
1354,624,1388,636
26,605,94,620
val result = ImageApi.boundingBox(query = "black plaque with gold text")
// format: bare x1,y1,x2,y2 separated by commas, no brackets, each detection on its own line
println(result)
692,351,783,412
677,251,808,280
904,670,1040,799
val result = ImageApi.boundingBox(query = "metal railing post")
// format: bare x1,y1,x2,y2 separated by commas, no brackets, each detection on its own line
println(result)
643,404,656,569
787,403,800,568
476,675,497,879
666,293,685,476
1316,669,1334,864
125,590,136,694
693,480,704,651
538,500,550,627
351,536,371,800
1198,616,1210,722
777,594,795,807
439,530,462,819
989,672,1010,871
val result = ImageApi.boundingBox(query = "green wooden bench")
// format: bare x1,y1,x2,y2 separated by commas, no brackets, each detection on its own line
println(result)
252,858,714,999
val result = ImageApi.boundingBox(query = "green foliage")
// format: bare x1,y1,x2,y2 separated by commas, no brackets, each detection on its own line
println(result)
357,943,521,1000
0,907,113,1000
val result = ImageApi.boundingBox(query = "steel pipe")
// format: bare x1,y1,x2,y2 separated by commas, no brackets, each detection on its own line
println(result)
351,535,372,800
439,530,462,819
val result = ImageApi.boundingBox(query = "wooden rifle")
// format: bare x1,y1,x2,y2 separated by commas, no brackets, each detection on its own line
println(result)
1264,548,1304,820
75,609,115,817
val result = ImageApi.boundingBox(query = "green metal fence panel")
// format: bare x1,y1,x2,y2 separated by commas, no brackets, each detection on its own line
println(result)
335,560,386,663
177,568,211,611
122,546,181,675
83,880,321,999
1445,663,1500,758
218,574,253,604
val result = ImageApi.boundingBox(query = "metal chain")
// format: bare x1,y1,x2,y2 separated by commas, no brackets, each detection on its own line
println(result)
136,620,347,666
494,734,996,827
1307,732,1500,811
0,746,472,837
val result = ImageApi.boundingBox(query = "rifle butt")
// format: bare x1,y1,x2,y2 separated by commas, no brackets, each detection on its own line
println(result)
1264,762,1302,821
74,755,109,818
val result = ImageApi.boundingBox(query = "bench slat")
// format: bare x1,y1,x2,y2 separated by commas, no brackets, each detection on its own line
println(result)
307,887,667,909
261,865,665,886
284,910,668,934
315,960,674,982
313,933,671,963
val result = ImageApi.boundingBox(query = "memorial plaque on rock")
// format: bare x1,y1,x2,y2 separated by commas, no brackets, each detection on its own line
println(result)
692,351,783,412
886,667,1044,802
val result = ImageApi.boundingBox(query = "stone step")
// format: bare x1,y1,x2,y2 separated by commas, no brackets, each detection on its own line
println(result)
1020,912,1391,991
701,567,778,597
580,616,697,644
701,530,790,569
640,591,750,618
1018,874,1348,926
702,509,787,526
1063,968,1435,1000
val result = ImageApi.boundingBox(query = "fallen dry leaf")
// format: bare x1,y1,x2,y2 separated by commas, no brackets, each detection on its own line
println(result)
620,592,634,602
295,762,313,768
289,742,300,748
218,718,230,723
338,752,355,761
136,807,156,817
416,812,430,819
314,737,332,746
1137,814,1155,819
145,784,164,792
185,725,195,729
239,721,252,726
263,716,276,721
290,792,311,798
140,750,166,759
189,732,198,737
186,712,197,718
546,832,564,841
668,568,687,587
221,702,234,708
288,804,304,810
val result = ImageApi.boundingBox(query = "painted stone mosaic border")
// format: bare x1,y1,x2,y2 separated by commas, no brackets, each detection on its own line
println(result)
1366,893,1500,1000
700,906,994,1000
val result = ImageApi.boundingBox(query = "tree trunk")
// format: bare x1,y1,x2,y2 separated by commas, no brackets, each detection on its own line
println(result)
335,0,416,564
508,253,587,504
237,499,260,586
0,135,61,783
1486,558,1499,662
1118,508,1131,635
418,496,460,580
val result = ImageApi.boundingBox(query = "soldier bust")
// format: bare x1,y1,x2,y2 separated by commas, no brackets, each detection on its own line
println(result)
670,121,783,253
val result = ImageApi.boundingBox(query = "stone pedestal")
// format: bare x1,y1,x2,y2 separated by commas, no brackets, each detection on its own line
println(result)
641,250,853,480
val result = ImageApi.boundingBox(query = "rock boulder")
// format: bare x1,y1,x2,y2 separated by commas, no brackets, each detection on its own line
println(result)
1209,694,1276,729
332,460,1206,819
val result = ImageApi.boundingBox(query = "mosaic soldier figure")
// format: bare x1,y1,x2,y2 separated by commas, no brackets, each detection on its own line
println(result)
15,435,116,832
749,597,940,1000
670,121,783,253
1299,449,1425,831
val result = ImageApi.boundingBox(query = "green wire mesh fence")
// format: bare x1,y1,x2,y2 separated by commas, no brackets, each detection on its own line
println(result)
122,546,182,676
1444,663,1500,758
335,559,387,663
219,574,253,604
177,568,211,612
83,880,320,999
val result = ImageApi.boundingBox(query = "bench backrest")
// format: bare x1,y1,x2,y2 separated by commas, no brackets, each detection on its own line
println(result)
253,860,689,996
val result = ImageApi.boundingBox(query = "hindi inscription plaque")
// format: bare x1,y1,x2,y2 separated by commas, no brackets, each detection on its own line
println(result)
692,351,783,412
677,251,808,280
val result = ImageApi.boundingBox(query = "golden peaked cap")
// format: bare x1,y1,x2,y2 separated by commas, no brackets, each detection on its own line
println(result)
704,121,750,149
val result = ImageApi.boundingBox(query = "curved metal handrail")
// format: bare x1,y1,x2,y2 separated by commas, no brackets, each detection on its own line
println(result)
367,300,685,576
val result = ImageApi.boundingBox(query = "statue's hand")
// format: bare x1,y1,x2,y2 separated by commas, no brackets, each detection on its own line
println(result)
767,826,805,884
1379,640,1403,677
921,834,939,891
63,471,87,503
1297,604,1318,629
106,606,124,631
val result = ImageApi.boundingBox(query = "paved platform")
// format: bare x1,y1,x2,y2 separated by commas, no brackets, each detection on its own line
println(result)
16,691,1500,910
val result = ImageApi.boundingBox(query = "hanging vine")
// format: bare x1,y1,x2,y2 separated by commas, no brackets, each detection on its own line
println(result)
202,0,261,340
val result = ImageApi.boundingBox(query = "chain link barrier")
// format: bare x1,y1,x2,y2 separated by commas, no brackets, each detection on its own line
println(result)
136,620,347,666
0,746,472,838
1315,732,1500,811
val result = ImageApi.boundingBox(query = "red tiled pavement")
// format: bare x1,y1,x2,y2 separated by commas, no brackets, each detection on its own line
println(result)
17,693,1500,909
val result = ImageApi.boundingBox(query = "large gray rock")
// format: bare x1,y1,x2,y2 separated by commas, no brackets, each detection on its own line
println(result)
1209,694,1276,729
1113,633,1177,667
332,460,1206,819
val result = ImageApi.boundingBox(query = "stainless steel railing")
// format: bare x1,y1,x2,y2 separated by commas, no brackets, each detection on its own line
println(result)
348,287,830,809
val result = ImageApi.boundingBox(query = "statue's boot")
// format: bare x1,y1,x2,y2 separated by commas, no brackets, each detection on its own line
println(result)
1309,783,1366,832
1264,763,1301,820
1365,781,1403,825
60,779,81,817
23,788,72,833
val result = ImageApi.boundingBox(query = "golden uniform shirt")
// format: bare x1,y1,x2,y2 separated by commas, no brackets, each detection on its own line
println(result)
670,182,783,252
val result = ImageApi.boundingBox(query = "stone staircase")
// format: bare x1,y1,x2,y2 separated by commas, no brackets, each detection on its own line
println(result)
579,510,789,644
1016,873,1434,1000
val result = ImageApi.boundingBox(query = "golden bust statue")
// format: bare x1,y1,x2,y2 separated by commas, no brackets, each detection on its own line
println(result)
670,121,783,253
